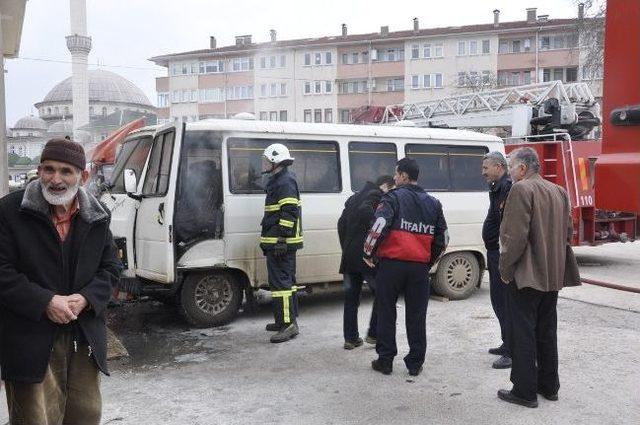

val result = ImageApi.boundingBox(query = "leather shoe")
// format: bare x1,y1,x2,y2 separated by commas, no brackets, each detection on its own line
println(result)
488,345,508,356
408,366,423,376
343,338,363,350
537,390,558,401
371,359,392,375
497,389,538,408
492,355,512,369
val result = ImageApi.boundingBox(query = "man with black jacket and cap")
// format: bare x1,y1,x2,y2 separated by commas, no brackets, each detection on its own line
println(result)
338,175,395,350
0,138,121,425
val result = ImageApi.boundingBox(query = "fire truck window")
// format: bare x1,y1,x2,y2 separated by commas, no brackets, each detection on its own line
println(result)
348,142,397,192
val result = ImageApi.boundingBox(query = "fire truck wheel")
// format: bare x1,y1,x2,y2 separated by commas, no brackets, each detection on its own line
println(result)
432,252,480,300
180,271,242,328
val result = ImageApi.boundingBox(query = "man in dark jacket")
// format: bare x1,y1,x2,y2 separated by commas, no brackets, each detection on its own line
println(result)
260,143,303,344
338,175,395,350
364,158,448,376
0,138,121,424
481,151,513,369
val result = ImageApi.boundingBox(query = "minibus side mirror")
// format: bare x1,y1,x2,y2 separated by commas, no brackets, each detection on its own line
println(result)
124,169,142,201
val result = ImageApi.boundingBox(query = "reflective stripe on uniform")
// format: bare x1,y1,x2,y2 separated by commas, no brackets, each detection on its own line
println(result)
279,219,295,228
272,289,293,323
278,197,301,206
260,236,304,244
265,204,280,212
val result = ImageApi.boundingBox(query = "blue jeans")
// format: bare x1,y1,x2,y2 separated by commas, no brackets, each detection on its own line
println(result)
343,273,377,342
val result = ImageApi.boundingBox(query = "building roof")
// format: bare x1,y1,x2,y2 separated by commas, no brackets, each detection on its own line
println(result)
78,109,157,130
47,119,74,134
37,69,152,107
13,115,47,130
149,17,581,65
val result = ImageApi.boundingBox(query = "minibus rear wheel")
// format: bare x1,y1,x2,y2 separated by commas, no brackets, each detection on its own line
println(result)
180,271,243,328
432,252,479,300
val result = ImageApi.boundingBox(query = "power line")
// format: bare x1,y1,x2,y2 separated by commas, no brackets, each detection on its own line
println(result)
12,56,162,72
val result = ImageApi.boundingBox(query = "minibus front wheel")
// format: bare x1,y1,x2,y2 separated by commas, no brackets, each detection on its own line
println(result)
432,252,480,300
180,271,243,328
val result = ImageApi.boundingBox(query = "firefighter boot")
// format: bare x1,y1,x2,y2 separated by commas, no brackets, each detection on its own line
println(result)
270,291,298,343
265,322,284,332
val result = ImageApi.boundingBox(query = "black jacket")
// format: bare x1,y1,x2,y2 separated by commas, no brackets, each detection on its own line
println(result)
364,184,448,266
0,181,121,383
338,182,382,275
482,173,512,250
260,167,303,252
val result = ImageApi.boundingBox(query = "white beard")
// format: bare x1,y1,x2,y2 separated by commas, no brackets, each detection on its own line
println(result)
41,180,80,206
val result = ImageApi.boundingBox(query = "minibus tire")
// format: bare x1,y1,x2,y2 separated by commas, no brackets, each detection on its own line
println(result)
432,252,479,300
180,271,242,328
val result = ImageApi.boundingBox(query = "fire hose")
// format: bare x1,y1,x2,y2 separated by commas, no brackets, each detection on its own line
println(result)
581,278,640,294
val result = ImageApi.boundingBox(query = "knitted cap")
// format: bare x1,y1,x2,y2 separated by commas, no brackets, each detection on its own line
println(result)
40,138,86,170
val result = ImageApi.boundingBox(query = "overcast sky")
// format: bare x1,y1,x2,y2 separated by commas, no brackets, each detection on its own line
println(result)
5,0,588,126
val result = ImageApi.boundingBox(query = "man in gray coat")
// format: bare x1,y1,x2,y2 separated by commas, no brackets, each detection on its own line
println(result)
497,147,581,408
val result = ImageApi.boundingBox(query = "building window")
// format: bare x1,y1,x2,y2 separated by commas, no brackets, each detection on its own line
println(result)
482,39,490,54
499,40,509,54
325,81,333,94
434,43,443,57
566,67,578,82
412,75,419,89
260,112,268,120
523,70,532,84
457,41,466,56
469,40,478,55
482,70,491,85
411,44,419,59
268,83,276,97
423,74,431,88
231,57,253,72
279,110,288,122
260,57,266,69
304,109,312,122
270,111,278,121
341,53,348,64
324,109,333,123
540,36,550,50
339,109,351,123
325,52,332,65
457,72,465,87
314,109,322,123
314,81,322,94
280,55,286,67
304,53,311,66
423,43,431,58
512,40,521,53
304,82,311,94
269,56,277,68
352,52,359,64
280,83,287,96
434,73,443,88
157,93,170,107
260,84,267,97
387,78,404,92
315,52,322,65
200,60,224,74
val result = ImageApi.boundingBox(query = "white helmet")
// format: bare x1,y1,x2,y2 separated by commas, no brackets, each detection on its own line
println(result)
263,143,294,165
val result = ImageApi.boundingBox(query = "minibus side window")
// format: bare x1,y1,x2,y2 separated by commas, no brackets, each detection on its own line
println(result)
405,144,450,191
405,144,488,192
142,131,175,196
227,138,342,193
449,146,489,191
109,137,153,194
348,142,397,192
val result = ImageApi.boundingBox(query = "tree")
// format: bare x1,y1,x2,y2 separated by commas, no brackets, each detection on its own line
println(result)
7,153,20,167
573,0,606,81
16,157,32,166
454,71,499,93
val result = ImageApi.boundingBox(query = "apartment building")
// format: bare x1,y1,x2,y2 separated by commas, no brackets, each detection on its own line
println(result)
150,5,601,124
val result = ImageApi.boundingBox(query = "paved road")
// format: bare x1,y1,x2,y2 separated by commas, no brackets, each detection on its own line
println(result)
2,243,639,424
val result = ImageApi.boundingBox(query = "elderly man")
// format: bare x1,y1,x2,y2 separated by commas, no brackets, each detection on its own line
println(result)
481,151,513,369
0,138,121,424
497,147,580,408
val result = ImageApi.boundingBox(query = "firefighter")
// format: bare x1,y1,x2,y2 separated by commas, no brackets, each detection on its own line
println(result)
260,143,303,343
364,158,448,376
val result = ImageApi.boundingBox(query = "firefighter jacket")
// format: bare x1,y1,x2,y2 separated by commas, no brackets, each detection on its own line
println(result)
364,184,448,266
260,167,303,252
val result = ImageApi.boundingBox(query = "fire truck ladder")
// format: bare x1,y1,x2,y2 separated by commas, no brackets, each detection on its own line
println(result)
381,81,600,138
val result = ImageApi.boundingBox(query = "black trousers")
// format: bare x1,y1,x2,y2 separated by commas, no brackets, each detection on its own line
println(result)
375,259,430,370
487,249,510,355
343,272,377,342
507,284,559,400
266,251,297,325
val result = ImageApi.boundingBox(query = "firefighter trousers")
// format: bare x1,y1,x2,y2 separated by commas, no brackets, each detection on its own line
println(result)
266,251,298,325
